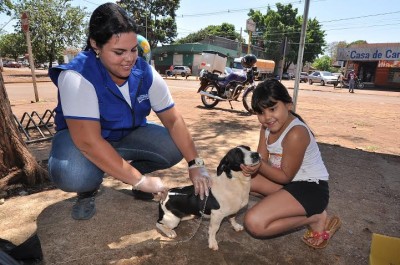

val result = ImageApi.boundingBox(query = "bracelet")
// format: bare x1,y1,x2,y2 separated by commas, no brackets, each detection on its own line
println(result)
188,164,205,169
133,175,146,190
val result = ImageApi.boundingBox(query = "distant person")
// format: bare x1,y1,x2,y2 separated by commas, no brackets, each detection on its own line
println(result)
47,3,211,220
338,71,345,87
241,79,341,249
347,70,357,93
366,71,372,82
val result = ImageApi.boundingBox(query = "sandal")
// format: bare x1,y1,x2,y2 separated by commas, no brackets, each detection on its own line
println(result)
302,216,341,249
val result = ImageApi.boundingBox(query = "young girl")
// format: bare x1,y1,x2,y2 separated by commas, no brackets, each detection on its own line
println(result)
241,79,340,249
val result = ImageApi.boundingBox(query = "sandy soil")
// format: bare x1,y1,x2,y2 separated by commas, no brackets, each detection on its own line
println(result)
1,68,399,264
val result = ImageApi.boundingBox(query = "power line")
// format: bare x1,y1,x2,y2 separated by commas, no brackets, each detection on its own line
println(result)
0,18,15,31
176,6,400,41
320,10,400,23
81,0,99,6
175,0,316,18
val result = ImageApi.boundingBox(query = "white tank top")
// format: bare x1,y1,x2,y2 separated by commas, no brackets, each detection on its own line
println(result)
265,118,329,183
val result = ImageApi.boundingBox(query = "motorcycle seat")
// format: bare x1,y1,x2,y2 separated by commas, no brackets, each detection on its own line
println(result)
204,72,224,81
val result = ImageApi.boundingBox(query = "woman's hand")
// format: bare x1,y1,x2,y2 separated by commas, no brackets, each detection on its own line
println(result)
189,166,212,200
240,161,262,177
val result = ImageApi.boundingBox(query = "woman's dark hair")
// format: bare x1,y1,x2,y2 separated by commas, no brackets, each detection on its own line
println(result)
84,3,138,51
251,79,307,125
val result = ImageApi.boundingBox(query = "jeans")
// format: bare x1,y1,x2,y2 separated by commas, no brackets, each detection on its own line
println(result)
349,79,355,90
48,123,183,193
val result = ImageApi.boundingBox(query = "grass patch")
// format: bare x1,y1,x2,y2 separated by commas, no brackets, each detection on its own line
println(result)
364,145,379,152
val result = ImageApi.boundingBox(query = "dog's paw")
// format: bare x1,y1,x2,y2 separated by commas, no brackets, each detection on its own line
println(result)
208,238,219,251
229,217,244,232
232,223,244,232
156,223,177,238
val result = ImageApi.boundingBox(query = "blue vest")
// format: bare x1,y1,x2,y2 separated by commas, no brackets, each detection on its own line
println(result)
49,51,153,141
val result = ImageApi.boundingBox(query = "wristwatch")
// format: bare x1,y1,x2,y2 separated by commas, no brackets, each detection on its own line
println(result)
188,157,205,168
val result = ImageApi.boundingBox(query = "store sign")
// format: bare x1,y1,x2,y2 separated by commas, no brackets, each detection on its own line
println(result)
246,19,256,32
337,46,400,61
378,60,400,68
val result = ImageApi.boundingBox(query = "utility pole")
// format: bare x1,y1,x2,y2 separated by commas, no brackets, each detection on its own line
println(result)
279,36,288,82
247,31,252,54
237,27,242,57
21,11,39,103
246,19,255,55
293,0,310,112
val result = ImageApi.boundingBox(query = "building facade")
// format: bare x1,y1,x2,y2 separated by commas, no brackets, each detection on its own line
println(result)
152,36,268,76
337,43,400,89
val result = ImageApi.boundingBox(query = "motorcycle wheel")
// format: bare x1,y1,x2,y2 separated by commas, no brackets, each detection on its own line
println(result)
357,82,365,89
201,84,220,108
242,86,255,114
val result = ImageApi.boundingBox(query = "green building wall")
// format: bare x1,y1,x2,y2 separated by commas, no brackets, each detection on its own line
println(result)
152,43,242,76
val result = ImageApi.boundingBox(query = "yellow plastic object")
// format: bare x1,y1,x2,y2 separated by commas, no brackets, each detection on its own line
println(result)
369,233,400,265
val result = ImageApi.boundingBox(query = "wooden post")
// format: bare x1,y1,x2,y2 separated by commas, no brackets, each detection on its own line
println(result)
21,12,39,103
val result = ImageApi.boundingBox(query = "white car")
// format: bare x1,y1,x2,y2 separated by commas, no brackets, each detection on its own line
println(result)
308,71,339,86
166,66,191,77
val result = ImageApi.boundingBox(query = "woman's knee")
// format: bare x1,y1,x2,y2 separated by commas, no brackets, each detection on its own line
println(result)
50,171,103,193
48,156,103,193
48,131,104,192
244,210,269,238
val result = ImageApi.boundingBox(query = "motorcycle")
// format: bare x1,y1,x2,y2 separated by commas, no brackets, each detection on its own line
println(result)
197,66,256,113
338,77,365,89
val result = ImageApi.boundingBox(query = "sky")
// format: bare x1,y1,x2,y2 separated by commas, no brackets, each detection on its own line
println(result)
1,0,399,46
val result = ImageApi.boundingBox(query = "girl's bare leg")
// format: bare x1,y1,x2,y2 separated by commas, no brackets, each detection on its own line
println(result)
244,188,328,246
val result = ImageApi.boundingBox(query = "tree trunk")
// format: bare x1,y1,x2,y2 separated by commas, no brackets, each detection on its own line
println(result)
0,71,49,189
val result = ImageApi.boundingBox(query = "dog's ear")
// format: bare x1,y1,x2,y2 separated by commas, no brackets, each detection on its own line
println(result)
216,159,226,176
217,156,233,178
217,156,228,175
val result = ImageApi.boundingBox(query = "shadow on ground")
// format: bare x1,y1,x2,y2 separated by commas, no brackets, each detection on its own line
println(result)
25,144,399,264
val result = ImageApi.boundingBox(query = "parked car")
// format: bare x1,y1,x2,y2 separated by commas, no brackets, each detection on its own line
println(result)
5,61,22,68
44,61,59,69
299,72,308,83
166,65,191,77
282,72,293,80
308,71,339,86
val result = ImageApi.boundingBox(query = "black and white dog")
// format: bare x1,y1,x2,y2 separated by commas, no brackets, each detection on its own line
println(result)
156,145,261,250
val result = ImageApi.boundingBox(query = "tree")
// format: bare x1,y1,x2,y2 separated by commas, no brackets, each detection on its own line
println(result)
248,3,325,72
175,23,244,44
348,40,368,46
0,1,49,190
0,0,13,15
117,0,180,48
326,41,347,62
312,55,334,71
11,0,87,67
0,72,49,189
0,33,27,60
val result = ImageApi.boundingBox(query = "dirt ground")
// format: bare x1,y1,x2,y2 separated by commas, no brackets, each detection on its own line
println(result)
1,68,399,264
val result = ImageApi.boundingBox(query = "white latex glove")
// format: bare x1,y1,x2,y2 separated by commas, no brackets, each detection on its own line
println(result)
134,175,165,194
188,166,212,200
